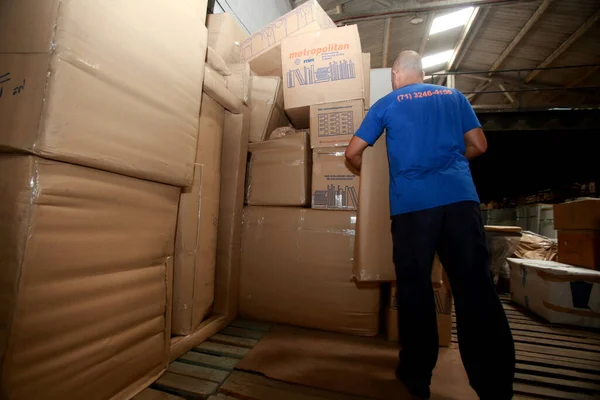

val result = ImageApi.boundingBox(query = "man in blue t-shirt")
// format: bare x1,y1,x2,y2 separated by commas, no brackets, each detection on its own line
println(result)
346,51,514,399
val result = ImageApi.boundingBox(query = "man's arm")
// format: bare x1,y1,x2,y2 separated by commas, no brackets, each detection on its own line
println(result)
345,136,370,171
463,127,488,160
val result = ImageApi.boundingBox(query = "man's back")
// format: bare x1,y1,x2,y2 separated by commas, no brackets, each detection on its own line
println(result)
355,83,481,215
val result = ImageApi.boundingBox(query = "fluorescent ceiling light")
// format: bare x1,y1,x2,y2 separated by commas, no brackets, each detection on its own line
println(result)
422,50,454,69
430,7,474,35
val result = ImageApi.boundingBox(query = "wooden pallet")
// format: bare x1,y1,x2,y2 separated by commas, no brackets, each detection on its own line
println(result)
452,295,600,400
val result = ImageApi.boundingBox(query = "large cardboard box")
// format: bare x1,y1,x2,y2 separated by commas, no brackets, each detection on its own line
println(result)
554,198,600,230
354,137,395,281
214,108,251,318
240,207,380,336
362,53,371,109
0,1,207,186
246,132,310,206
387,258,453,347
508,258,600,328
239,0,335,77
172,95,225,335
281,25,365,128
312,148,359,210
0,155,179,400
310,100,364,148
207,13,249,64
249,76,290,142
557,230,600,270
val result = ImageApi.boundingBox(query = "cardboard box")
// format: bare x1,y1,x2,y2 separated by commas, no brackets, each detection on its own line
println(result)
281,25,365,128
226,63,253,105
362,53,371,109
249,76,290,142
246,132,310,206
239,0,335,76
312,148,359,210
214,108,251,318
554,198,600,230
240,207,380,336
204,66,243,114
508,258,600,328
172,95,225,335
310,100,364,148
0,1,207,186
558,230,600,270
0,154,179,400
207,46,232,76
207,13,249,64
386,256,453,346
354,137,395,281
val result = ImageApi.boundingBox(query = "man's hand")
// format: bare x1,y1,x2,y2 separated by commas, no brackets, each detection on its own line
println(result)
345,136,370,172
463,127,488,160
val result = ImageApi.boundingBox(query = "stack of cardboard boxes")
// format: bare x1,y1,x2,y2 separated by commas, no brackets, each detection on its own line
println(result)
0,1,209,398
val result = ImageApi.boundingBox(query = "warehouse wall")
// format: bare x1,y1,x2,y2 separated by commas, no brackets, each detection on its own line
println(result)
214,0,292,34
370,68,392,107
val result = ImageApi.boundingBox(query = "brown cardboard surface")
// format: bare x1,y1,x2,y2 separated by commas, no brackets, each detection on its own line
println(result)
204,66,243,114
0,154,179,400
235,325,475,400
246,132,310,206
226,63,253,105
312,148,359,210
248,76,289,143
363,53,371,109
0,1,207,187
239,0,335,76
207,13,248,64
206,46,231,76
172,96,225,336
309,100,364,148
281,25,364,128
240,207,380,336
554,198,600,230
355,137,395,281
214,108,251,318
557,230,600,270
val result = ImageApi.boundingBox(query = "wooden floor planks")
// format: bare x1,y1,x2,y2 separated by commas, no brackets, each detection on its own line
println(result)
149,295,599,400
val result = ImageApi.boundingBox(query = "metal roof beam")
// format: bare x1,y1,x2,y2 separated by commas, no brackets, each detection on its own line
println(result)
419,14,435,55
452,6,490,69
332,0,531,23
382,17,392,67
524,9,600,83
292,0,352,11
489,0,551,74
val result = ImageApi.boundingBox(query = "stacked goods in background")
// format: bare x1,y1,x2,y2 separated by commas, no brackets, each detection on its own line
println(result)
507,258,600,328
169,11,253,361
554,198,600,270
0,1,207,398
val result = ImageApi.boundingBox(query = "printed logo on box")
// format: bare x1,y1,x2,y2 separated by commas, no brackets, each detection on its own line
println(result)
286,43,356,88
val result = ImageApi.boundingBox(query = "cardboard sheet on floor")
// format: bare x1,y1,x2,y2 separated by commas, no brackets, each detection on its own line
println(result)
236,325,476,400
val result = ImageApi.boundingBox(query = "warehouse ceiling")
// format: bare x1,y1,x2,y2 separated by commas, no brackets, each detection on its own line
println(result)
291,0,600,110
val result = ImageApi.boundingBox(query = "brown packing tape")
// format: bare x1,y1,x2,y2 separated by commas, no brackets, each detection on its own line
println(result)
204,65,243,114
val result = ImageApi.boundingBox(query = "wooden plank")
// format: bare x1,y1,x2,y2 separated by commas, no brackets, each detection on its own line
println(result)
170,315,230,362
514,382,597,400
511,334,600,352
168,361,230,384
516,372,600,392
452,320,600,340
510,330,600,347
515,351,600,373
515,342,600,362
516,362,600,382
229,319,272,332
207,395,238,400
221,326,266,340
153,371,219,399
194,341,250,359
179,351,239,371
209,334,258,349
220,371,370,400
133,388,185,400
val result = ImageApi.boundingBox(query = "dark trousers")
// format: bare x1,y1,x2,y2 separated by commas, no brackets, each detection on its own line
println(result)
392,201,515,399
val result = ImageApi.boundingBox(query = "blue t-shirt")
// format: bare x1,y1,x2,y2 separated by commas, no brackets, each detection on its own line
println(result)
355,83,481,216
